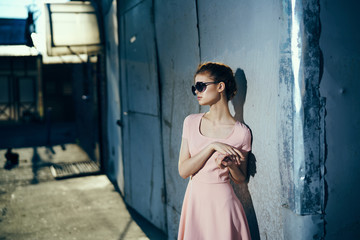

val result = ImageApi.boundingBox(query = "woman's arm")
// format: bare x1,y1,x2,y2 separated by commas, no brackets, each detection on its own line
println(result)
228,127,252,183
228,152,248,183
215,151,248,184
178,139,243,179
178,138,215,179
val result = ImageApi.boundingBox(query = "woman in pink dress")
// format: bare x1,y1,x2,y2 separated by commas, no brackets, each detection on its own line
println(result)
178,62,252,240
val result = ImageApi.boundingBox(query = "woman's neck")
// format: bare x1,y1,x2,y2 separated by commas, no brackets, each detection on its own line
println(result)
206,99,234,124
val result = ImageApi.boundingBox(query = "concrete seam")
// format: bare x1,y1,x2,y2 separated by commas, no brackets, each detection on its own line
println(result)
194,0,202,61
151,0,169,233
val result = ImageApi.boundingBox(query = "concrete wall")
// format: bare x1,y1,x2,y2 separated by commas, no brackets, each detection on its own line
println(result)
97,0,360,239
320,0,360,239
199,1,283,239
155,0,284,239
154,1,200,237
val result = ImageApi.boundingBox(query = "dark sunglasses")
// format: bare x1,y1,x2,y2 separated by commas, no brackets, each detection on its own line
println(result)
191,81,221,95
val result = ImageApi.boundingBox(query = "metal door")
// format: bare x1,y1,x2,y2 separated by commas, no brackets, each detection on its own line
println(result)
120,0,166,231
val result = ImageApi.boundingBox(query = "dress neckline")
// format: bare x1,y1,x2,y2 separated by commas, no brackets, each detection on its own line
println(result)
198,113,238,140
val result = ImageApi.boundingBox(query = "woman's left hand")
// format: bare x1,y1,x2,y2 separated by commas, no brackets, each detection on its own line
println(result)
215,154,239,169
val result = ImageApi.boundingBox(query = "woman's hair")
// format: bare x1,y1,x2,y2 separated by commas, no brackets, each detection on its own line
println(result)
194,62,237,101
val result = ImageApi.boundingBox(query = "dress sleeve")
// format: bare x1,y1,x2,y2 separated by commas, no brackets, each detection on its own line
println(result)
241,128,252,152
182,115,190,139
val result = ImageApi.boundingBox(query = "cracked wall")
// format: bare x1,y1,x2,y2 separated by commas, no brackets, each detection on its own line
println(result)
156,0,284,239
96,0,359,238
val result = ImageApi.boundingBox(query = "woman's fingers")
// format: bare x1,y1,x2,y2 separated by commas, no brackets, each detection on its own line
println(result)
215,154,226,169
233,148,247,163
213,142,245,165
213,142,233,155
222,147,239,164
231,149,242,164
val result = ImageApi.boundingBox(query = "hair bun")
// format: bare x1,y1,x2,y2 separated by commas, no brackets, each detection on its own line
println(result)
195,62,237,101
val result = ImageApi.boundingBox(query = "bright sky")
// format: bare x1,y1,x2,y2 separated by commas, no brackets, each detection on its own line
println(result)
0,0,31,19
0,0,69,19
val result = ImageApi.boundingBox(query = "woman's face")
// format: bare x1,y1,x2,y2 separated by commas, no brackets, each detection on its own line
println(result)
194,74,221,105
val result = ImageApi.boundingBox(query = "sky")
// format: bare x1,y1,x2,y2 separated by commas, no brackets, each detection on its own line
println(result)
0,0,35,19
0,0,69,19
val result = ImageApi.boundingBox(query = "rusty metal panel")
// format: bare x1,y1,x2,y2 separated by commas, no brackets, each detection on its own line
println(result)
278,0,325,239
123,4,159,115
290,0,324,215
127,112,165,227
120,0,166,231
279,0,325,215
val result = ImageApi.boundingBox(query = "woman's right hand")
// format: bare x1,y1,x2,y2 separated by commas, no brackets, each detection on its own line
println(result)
214,154,234,169
211,142,244,165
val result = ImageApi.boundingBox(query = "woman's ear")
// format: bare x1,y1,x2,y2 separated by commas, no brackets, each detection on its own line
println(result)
218,82,226,93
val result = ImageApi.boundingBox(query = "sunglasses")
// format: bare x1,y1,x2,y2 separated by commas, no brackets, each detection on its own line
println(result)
191,81,221,95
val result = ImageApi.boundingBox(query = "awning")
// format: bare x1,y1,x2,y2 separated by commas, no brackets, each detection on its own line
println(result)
0,45,39,56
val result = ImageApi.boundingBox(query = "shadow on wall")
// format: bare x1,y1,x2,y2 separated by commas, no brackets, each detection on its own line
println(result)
232,68,260,240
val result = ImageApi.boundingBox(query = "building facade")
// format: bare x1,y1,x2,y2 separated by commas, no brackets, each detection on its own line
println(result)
94,0,360,239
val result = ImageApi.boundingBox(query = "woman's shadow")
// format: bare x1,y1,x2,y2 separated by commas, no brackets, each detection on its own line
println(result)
232,68,260,240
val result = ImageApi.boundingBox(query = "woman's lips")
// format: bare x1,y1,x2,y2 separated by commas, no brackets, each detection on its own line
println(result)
197,96,202,100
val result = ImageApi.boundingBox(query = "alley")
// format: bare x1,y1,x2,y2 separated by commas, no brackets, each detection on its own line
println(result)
0,145,165,240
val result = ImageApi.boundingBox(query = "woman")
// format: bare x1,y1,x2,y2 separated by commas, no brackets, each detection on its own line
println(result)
178,62,252,240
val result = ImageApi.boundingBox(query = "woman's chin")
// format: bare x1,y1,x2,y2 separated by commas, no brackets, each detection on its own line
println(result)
198,101,207,106
198,99,217,106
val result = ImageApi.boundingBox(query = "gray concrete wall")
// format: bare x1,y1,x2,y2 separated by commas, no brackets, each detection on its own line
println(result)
154,1,201,237
320,0,360,239
98,0,360,239
198,1,283,239
155,0,284,239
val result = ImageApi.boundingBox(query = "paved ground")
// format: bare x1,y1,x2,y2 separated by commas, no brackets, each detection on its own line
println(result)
0,144,166,240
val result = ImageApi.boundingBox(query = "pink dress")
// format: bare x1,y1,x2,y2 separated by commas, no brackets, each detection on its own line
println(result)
178,113,252,240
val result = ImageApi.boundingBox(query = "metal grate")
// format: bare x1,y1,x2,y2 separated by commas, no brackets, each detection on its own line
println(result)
50,161,100,179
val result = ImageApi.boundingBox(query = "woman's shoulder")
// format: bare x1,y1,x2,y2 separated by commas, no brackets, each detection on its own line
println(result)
234,121,251,135
184,113,203,122
233,122,252,151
